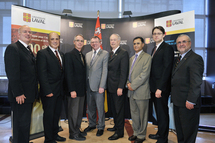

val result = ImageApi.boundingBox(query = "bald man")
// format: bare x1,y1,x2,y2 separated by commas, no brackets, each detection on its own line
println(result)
4,25,38,143
37,32,66,143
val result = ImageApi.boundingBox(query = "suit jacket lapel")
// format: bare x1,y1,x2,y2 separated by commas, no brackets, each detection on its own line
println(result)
109,47,121,62
130,51,144,75
153,41,164,57
172,50,193,75
74,49,84,66
90,49,102,67
47,47,62,69
17,41,35,63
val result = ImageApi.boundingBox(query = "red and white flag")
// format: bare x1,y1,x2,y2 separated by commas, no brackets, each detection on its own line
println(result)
94,15,103,49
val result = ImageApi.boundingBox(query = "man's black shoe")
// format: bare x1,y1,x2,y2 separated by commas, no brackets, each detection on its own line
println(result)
148,134,160,139
107,127,116,131
55,135,66,142
80,130,87,136
128,135,137,141
134,138,146,143
69,134,86,141
84,126,96,132
96,129,104,136
108,133,123,140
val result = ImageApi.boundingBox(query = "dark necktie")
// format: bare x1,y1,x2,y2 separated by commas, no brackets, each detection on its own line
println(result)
174,55,181,70
27,46,34,57
90,50,97,66
80,52,84,65
55,50,62,69
152,46,157,57
110,51,114,58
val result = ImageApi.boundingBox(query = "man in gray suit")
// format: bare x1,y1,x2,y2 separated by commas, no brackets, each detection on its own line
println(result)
84,36,109,136
127,37,152,143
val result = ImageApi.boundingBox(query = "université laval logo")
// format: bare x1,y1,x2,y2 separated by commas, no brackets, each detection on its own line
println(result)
166,20,172,27
23,13,31,22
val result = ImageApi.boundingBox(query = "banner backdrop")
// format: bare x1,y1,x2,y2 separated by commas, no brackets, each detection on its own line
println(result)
11,5,61,137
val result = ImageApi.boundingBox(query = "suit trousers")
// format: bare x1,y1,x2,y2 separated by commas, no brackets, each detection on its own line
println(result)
130,97,149,139
173,105,200,143
87,88,105,129
11,102,33,143
68,96,85,137
41,95,62,143
151,91,169,143
108,92,125,136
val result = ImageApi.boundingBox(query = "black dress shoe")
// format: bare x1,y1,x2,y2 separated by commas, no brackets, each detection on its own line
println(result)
84,126,96,132
128,135,137,141
80,130,87,136
108,133,123,140
107,127,116,131
56,135,66,142
134,138,146,143
69,134,86,141
148,134,160,139
96,129,104,136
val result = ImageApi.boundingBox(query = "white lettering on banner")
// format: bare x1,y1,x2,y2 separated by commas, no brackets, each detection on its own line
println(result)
120,40,127,45
137,22,146,27
74,23,83,28
106,24,114,29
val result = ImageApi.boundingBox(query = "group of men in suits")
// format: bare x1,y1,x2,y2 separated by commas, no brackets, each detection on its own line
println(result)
4,25,203,143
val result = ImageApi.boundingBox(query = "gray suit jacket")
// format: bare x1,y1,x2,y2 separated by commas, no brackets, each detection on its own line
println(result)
86,49,109,91
127,51,152,100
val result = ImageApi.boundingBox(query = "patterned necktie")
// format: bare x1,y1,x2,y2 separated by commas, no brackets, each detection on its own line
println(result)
90,50,97,66
80,52,84,65
55,50,62,69
129,54,138,82
174,55,181,70
110,51,114,58
27,46,34,57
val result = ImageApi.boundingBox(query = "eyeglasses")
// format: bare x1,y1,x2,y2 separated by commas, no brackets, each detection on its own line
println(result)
152,33,163,36
177,40,190,45
75,40,84,43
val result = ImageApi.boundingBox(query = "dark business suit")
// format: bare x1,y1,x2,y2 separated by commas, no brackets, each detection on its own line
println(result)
171,50,204,143
65,48,86,137
107,47,129,136
37,46,64,143
4,40,38,143
149,41,174,143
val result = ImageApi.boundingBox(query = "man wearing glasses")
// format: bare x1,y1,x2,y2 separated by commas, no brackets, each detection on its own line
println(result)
65,34,86,141
149,26,174,143
84,36,109,136
171,34,204,143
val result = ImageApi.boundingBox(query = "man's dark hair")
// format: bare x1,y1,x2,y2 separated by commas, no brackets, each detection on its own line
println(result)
152,26,165,34
133,36,144,43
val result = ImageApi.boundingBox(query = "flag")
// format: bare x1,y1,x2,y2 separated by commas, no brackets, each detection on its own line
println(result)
94,11,108,113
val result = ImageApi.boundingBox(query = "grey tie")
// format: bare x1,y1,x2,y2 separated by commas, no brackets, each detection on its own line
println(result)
129,54,138,82
90,51,97,66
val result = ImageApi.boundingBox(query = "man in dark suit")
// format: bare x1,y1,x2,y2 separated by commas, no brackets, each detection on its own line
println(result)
37,32,66,143
149,26,174,143
172,34,204,143
107,33,129,140
65,34,86,141
127,37,152,143
4,25,38,143
84,36,109,136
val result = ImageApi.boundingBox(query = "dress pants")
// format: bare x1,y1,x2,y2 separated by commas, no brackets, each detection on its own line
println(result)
130,97,149,139
87,88,105,129
151,91,169,143
108,92,125,136
68,96,85,137
11,102,33,143
174,105,200,143
41,95,62,143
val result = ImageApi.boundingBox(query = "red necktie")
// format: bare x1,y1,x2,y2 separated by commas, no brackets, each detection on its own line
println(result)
55,50,62,69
